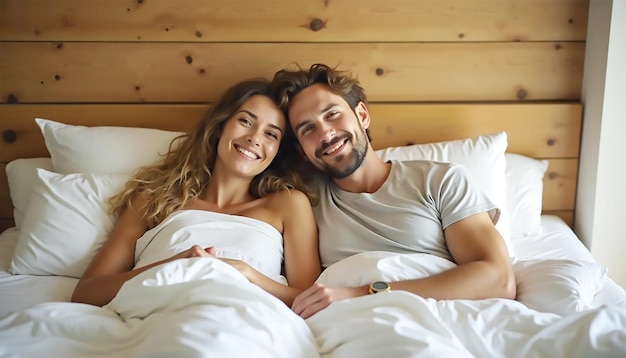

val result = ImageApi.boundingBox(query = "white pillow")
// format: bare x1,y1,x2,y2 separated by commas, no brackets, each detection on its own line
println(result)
513,258,607,316
317,251,457,287
6,157,54,230
10,169,128,278
375,132,513,257
36,118,183,175
505,153,549,237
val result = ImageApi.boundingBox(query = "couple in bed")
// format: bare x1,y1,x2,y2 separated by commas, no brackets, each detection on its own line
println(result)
72,63,515,317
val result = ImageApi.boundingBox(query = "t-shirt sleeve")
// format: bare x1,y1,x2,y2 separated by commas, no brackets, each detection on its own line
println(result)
437,164,500,230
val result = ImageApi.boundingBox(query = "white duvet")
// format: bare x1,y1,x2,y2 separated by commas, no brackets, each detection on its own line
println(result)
311,252,626,357
1,227,626,357
0,257,319,357
307,292,626,357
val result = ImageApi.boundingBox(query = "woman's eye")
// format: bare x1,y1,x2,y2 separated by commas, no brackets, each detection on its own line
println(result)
266,131,279,140
239,118,252,126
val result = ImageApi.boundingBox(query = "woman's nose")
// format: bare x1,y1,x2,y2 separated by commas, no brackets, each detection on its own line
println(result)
246,136,261,146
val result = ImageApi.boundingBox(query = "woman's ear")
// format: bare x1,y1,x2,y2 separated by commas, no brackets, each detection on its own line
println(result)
354,102,371,130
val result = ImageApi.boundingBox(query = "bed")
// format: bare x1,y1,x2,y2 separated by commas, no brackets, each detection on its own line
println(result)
0,116,625,357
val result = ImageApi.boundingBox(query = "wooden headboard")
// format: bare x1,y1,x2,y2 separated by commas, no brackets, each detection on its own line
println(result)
0,0,588,232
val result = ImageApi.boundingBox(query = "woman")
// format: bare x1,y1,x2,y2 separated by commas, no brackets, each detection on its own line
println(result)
71,78,321,307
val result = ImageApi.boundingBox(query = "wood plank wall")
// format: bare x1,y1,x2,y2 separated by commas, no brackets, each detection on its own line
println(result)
0,0,589,232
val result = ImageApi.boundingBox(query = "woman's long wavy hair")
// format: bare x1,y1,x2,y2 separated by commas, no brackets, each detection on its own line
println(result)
109,78,313,228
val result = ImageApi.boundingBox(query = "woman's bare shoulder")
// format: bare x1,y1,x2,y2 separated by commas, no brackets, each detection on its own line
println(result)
265,188,312,212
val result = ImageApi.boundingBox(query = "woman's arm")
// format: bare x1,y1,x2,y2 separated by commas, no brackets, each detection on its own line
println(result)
224,190,321,306
71,198,214,306
281,190,321,290
71,199,149,306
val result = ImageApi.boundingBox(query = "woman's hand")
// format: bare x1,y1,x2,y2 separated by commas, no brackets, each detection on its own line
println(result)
171,245,217,260
291,283,368,319
175,246,255,281
217,258,254,281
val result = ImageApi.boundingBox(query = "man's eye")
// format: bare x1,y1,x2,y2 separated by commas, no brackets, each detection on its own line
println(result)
300,125,314,137
327,111,340,119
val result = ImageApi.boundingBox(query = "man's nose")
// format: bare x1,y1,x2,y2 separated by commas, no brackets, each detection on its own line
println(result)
319,122,336,143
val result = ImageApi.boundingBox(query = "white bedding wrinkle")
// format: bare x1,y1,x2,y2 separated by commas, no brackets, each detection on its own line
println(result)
306,291,626,358
134,210,286,283
0,258,319,357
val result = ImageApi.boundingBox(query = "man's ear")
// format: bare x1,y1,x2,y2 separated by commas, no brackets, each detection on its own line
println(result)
354,101,371,130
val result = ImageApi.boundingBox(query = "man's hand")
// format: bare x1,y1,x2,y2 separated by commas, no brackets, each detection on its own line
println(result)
291,283,367,319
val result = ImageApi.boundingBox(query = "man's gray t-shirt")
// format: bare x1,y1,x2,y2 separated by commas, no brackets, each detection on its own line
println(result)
314,160,500,268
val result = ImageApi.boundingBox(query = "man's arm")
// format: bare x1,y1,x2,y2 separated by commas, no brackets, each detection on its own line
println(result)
291,211,516,318
384,211,516,300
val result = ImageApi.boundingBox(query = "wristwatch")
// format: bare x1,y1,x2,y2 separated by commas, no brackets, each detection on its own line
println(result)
368,281,391,294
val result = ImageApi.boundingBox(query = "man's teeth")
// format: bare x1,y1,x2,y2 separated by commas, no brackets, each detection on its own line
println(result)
237,147,258,159
325,140,344,155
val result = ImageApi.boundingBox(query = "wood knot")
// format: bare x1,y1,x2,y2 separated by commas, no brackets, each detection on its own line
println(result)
568,18,574,24
309,18,325,32
547,138,556,146
134,85,141,91
195,31,202,38
405,142,415,146
375,68,384,76
54,74,61,81
458,33,465,39
517,89,527,100
56,43,63,49
555,43,562,50
185,55,193,64
198,68,206,74
7,94,18,103
547,172,558,180
3,130,17,143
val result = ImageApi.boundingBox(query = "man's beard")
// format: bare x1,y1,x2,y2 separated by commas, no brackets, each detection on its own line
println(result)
318,129,368,179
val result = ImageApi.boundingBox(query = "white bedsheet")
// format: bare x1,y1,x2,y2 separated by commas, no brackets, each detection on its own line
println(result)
512,215,626,307
0,228,78,316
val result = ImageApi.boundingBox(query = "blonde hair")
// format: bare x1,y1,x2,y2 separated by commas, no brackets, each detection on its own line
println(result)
109,78,313,228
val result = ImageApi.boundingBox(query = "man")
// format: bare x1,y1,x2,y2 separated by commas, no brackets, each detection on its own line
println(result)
271,64,515,319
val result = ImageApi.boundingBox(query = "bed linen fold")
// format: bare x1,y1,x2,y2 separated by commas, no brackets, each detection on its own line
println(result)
0,258,319,357
306,291,626,358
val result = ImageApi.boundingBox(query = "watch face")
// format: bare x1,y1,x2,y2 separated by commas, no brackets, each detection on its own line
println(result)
372,281,389,290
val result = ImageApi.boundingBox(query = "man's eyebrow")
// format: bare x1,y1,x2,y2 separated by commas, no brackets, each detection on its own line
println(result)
293,103,340,134
237,109,283,133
